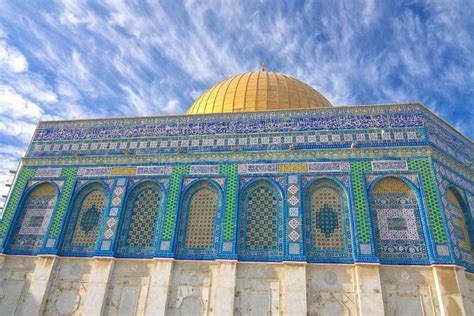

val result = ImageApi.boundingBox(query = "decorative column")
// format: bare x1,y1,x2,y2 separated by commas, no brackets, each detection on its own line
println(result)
354,264,384,315
20,256,57,315
82,258,115,316
96,177,127,256
432,265,473,315
145,259,174,316
213,260,237,316
283,262,307,315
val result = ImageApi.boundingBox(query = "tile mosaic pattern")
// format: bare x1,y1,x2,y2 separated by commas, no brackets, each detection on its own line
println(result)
0,168,36,238
311,186,345,250
62,183,107,252
220,165,237,241
118,183,163,255
239,180,283,257
371,177,428,261
9,183,57,252
47,168,77,239
161,165,190,241
304,179,353,259
408,160,447,243
183,185,218,249
351,161,372,244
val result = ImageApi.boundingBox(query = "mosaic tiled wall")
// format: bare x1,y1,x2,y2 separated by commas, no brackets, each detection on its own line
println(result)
177,180,221,256
8,183,57,252
0,121,471,270
117,182,164,256
305,179,352,259
434,161,474,268
239,180,283,258
62,183,108,253
370,177,428,262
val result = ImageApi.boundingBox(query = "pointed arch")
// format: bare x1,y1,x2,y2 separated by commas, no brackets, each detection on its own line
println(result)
446,187,473,257
61,182,108,254
117,181,164,256
239,179,283,258
304,178,352,259
369,176,428,261
177,180,222,256
7,182,58,253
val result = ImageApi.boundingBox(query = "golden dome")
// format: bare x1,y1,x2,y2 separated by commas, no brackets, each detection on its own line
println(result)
186,71,332,114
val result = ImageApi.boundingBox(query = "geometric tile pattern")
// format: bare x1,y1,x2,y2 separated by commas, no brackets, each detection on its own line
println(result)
0,168,36,238
371,177,428,261
239,180,283,257
177,180,221,256
9,182,57,252
47,168,77,238
351,161,372,244
62,183,107,252
161,165,190,241
183,185,217,249
446,188,473,261
117,182,163,254
220,164,237,241
409,159,447,243
305,179,349,258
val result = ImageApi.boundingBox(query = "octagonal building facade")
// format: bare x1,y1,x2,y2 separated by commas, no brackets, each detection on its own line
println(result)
0,71,473,315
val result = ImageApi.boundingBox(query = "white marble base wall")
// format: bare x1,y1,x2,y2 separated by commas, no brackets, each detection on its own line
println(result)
0,254,473,315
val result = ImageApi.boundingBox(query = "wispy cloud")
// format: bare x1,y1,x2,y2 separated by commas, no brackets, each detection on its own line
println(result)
0,0,472,202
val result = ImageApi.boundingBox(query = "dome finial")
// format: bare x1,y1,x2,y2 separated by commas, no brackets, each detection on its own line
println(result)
259,61,266,72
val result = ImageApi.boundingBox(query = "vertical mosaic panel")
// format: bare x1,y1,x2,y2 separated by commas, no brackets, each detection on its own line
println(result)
408,160,447,243
117,182,163,255
0,168,36,238
220,164,237,242
312,187,344,250
62,183,107,253
162,165,189,241
446,188,473,263
305,179,352,259
8,183,57,252
350,161,371,243
370,177,428,261
239,180,283,257
48,168,77,239
178,181,220,255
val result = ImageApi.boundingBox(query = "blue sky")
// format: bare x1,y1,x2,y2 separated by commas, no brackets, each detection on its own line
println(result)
0,1,473,202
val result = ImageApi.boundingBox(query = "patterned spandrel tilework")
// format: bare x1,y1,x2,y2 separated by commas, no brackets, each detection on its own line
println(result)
9,183,57,252
239,181,283,256
0,168,36,238
220,165,237,241
183,186,218,249
371,177,428,261
48,168,77,238
162,165,189,240
408,160,447,243
350,161,372,244
118,184,163,253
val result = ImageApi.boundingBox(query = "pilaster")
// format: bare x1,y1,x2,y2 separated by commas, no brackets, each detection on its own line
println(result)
18,255,57,315
82,258,115,316
283,262,307,315
354,263,385,315
432,265,473,316
144,259,174,316
213,260,237,316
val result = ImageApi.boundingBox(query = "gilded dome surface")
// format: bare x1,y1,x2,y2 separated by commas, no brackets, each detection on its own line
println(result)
187,71,332,114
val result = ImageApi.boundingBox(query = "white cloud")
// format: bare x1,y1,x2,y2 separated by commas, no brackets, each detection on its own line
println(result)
0,40,28,73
